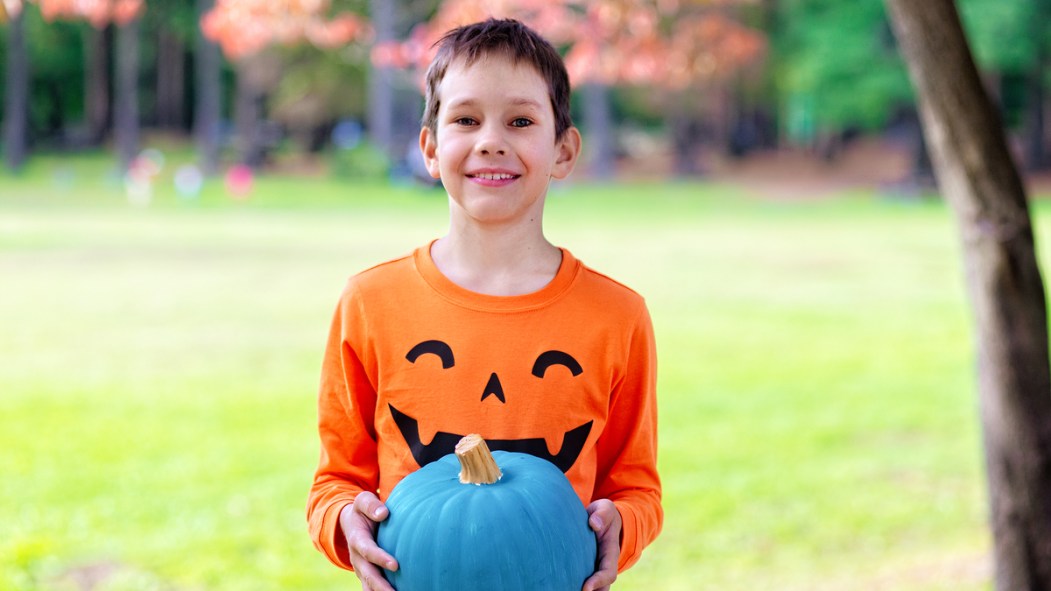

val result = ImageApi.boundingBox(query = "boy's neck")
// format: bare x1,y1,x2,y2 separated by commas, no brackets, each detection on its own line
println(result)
430,225,562,297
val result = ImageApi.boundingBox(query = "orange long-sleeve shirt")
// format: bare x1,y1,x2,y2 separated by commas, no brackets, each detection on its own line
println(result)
307,242,662,573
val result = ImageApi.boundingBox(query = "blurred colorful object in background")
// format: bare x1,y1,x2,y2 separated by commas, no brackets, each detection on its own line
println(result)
174,164,204,200
123,148,164,206
224,164,254,200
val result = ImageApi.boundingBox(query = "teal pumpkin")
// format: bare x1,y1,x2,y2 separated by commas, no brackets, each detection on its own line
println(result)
377,435,596,591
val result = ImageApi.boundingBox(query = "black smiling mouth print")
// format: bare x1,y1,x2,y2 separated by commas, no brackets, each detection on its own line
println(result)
389,404,592,473
395,339,593,473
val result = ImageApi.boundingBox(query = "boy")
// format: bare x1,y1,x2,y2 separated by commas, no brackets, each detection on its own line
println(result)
307,18,661,591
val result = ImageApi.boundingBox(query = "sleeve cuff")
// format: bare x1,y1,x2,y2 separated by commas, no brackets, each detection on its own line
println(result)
315,497,356,571
613,499,641,572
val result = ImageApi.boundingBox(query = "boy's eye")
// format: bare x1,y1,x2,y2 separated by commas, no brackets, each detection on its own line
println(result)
510,118,533,128
454,117,478,126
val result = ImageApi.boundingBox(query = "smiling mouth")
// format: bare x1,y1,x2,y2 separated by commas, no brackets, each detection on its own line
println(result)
469,172,519,180
389,403,592,473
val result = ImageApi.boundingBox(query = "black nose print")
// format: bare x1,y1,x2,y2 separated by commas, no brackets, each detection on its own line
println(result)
481,372,506,403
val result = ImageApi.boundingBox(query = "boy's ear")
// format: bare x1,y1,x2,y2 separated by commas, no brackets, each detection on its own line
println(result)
552,126,582,180
419,126,442,179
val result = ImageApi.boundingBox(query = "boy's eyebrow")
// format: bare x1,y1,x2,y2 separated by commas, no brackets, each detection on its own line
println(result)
446,97,544,110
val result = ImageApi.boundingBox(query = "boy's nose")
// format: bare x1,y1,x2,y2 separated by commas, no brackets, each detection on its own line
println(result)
475,126,507,156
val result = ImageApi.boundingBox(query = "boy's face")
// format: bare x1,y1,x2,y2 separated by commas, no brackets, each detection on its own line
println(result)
420,54,580,228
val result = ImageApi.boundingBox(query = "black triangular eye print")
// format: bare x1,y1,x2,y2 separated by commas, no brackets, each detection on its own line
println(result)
531,350,583,378
405,340,455,369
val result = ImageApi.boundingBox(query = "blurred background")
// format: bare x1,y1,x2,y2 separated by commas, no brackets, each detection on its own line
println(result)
1,0,1048,190
2,1,1049,590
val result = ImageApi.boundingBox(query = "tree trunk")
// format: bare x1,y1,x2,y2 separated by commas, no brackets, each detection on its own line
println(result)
368,0,396,158
905,108,935,188
3,7,29,171
84,25,111,147
758,0,780,149
670,105,704,177
195,0,222,175
156,27,187,130
234,56,268,170
581,82,616,178
115,17,141,172
884,2,1051,590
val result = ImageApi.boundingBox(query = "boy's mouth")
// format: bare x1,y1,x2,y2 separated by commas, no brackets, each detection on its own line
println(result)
469,172,518,180
467,170,521,186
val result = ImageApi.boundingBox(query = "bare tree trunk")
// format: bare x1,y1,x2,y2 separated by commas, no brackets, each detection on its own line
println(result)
670,106,704,177
581,82,616,178
156,27,186,130
115,17,141,172
757,0,780,149
368,0,396,158
884,2,1051,590
84,25,111,147
234,54,274,170
195,0,222,175
3,7,29,171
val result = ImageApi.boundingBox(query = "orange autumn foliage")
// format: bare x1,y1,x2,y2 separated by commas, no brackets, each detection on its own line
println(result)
37,0,143,27
372,0,765,89
200,0,370,59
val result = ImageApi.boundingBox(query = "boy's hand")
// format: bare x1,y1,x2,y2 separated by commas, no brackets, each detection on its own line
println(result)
340,492,398,591
581,499,622,591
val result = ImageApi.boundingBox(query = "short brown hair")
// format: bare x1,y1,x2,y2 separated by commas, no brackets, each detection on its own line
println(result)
422,18,573,141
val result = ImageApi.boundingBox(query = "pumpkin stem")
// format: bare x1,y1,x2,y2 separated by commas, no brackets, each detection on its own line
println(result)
455,434,502,485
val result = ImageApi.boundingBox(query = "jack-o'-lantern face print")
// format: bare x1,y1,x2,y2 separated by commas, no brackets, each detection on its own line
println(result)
389,339,593,472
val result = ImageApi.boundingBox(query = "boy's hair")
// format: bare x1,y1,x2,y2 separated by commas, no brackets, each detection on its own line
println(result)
422,18,573,141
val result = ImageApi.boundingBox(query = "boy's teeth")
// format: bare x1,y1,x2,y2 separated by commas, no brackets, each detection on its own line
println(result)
475,173,515,180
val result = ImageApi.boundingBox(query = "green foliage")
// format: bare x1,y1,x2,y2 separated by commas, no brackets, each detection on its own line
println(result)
22,8,85,138
958,0,1037,73
269,44,371,134
141,0,201,41
777,0,912,135
776,0,1048,140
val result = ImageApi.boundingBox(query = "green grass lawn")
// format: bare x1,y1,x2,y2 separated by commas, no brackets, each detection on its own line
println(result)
3,161,1047,590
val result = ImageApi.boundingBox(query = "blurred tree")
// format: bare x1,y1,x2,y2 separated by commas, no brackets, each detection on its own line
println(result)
2,1,29,171
777,0,912,148
195,0,221,174
201,0,369,168
24,11,84,141
114,10,140,170
82,23,110,146
885,3,1051,590
37,0,144,169
368,0,396,158
143,0,199,131
269,43,370,152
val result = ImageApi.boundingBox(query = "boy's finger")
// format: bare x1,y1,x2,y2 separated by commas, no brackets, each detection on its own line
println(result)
355,561,396,591
581,568,615,591
353,492,389,522
349,531,398,571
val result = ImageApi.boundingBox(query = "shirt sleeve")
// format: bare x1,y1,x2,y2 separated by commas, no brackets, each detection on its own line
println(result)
306,287,379,571
592,303,663,572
